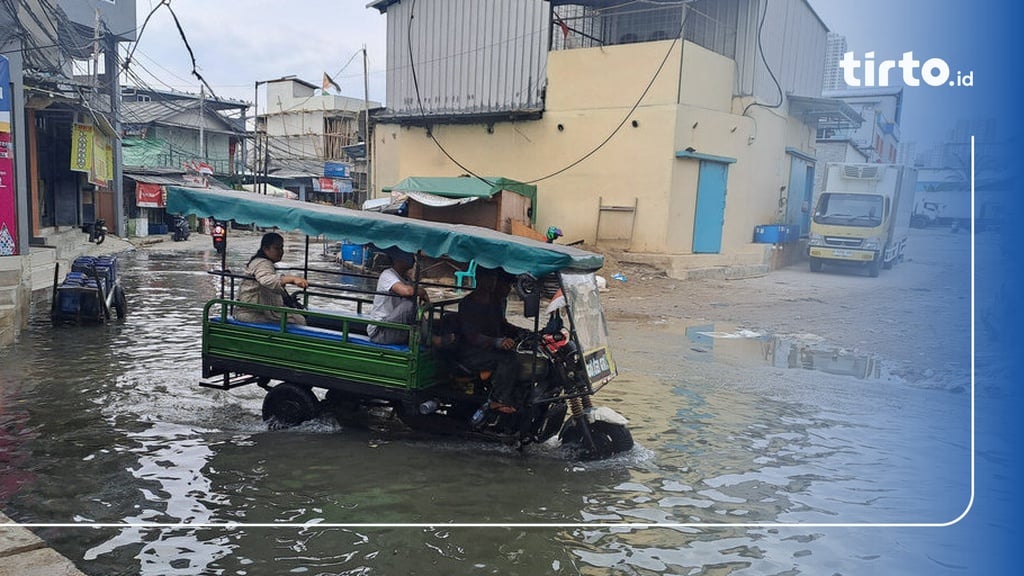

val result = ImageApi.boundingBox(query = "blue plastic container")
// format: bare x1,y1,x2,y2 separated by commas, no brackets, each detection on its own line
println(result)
72,256,97,274
57,288,80,313
97,256,118,280
64,272,85,285
753,225,795,244
340,242,365,265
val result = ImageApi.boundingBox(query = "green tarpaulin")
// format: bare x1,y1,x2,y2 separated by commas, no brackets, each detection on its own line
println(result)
383,176,537,223
166,186,602,275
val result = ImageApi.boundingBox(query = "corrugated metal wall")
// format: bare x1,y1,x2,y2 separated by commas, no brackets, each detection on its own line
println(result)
383,0,550,118
735,0,827,100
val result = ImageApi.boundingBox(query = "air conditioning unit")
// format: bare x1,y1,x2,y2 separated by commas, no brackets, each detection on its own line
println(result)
841,164,882,180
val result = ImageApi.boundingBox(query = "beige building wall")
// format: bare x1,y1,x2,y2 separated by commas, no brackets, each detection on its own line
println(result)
372,40,815,262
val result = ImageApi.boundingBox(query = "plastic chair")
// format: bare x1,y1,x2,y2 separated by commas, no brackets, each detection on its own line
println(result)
454,259,478,291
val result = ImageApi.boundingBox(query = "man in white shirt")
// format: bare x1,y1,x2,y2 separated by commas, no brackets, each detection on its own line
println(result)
367,248,429,344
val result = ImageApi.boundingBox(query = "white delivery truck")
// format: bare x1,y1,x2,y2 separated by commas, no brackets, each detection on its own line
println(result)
808,163,917,277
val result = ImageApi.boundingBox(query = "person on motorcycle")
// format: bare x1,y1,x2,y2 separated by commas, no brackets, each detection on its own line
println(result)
367,247,429,344
211,221,227,253
456,269,527,410
234,232,309,325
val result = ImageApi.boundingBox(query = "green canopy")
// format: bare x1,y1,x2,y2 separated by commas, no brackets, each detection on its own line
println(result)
383,176,537,223
166,186,602,275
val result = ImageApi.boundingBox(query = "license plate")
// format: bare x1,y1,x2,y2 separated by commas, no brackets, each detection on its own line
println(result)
832,249,853,257
585,348,612,382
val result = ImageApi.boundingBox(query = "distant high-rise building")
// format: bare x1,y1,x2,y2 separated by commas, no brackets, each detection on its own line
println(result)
822,32,848,92
898,141,917,166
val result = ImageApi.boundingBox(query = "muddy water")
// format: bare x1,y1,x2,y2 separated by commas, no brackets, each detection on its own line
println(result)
1,234,973,575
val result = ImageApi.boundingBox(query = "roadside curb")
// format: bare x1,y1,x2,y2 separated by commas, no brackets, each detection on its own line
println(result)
0,512,87,576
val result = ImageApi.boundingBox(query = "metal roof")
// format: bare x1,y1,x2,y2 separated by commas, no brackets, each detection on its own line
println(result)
788,95,864,131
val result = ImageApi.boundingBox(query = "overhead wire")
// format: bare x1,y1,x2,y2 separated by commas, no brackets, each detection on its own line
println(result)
123,0,168,73
405,0,689,185
742,0,783,116
162,1,218,100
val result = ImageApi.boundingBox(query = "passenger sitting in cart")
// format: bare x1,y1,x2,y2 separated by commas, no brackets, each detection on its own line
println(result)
367,247,430,344
455,269,527,409
234,232,309,325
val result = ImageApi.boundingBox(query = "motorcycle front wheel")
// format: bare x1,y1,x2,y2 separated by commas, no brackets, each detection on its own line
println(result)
560,419,634,460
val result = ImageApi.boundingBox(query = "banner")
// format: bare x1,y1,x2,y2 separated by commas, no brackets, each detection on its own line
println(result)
70,122,94,173
135,182,164,208
89,129,112,186
0,55,16,256
313,177,353,194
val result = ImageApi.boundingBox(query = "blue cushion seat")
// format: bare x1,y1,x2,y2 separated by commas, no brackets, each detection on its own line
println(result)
211,316,410,351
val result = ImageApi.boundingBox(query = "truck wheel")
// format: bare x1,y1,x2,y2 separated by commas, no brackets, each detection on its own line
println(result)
910,215,928,228
809,257,823,273
868,257,881,277
323,389,363,424
262,382,320,428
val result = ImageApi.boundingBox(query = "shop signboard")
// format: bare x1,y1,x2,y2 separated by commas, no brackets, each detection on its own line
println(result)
0,55,17,255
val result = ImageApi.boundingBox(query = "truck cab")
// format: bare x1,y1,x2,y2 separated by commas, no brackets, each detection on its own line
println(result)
807,163,917,277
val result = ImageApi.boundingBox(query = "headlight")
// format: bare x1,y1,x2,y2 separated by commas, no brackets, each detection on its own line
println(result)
862,237,881,250
808,233,824,246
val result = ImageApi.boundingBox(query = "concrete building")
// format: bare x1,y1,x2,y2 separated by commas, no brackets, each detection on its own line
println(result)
120,86,248,235
256,77,381,206
810,86,903,212
821,32,848,92
367,0,857,278
821,87,903,164
1,0,136,346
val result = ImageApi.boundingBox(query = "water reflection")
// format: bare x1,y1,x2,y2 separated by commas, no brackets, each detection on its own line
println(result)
685,322,884,380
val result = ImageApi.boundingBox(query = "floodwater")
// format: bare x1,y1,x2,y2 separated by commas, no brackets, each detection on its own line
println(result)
1,234,974,575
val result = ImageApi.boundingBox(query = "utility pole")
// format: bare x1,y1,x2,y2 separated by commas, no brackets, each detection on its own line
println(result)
362,45,372,201
199,84,205,158
253,81,260,194
92,9,100,92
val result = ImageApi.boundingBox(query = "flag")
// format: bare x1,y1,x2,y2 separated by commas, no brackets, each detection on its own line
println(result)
322,72,341,93
555,17,569,39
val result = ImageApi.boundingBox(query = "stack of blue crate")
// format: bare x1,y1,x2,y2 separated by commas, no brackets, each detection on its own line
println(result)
54,255,117,322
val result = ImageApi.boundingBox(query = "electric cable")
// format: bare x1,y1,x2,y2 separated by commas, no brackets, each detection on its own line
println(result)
123,0,168,73
405,0,688,185
163,2,218,100
742,0,784,116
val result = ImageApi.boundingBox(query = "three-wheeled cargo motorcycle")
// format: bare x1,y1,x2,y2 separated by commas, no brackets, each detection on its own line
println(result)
166,186,633,460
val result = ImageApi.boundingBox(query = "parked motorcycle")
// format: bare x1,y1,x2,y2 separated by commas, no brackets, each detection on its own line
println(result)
81,219,107,245
211,221,227,254
171,214,191,242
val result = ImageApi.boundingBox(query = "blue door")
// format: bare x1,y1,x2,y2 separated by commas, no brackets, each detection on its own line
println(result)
693,161,728,253
786,157,816,237
801,165,815,236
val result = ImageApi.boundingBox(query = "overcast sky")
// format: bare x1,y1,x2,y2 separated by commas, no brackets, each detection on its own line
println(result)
128,0,995,148
127,0,389,109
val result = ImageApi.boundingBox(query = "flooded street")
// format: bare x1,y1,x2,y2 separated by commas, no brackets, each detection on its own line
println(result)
1,231,979,575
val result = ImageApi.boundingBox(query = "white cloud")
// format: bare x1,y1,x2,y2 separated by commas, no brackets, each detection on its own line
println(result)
128,0,388,107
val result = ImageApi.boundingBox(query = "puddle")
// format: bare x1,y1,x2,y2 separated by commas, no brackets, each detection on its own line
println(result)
684,322,884,380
